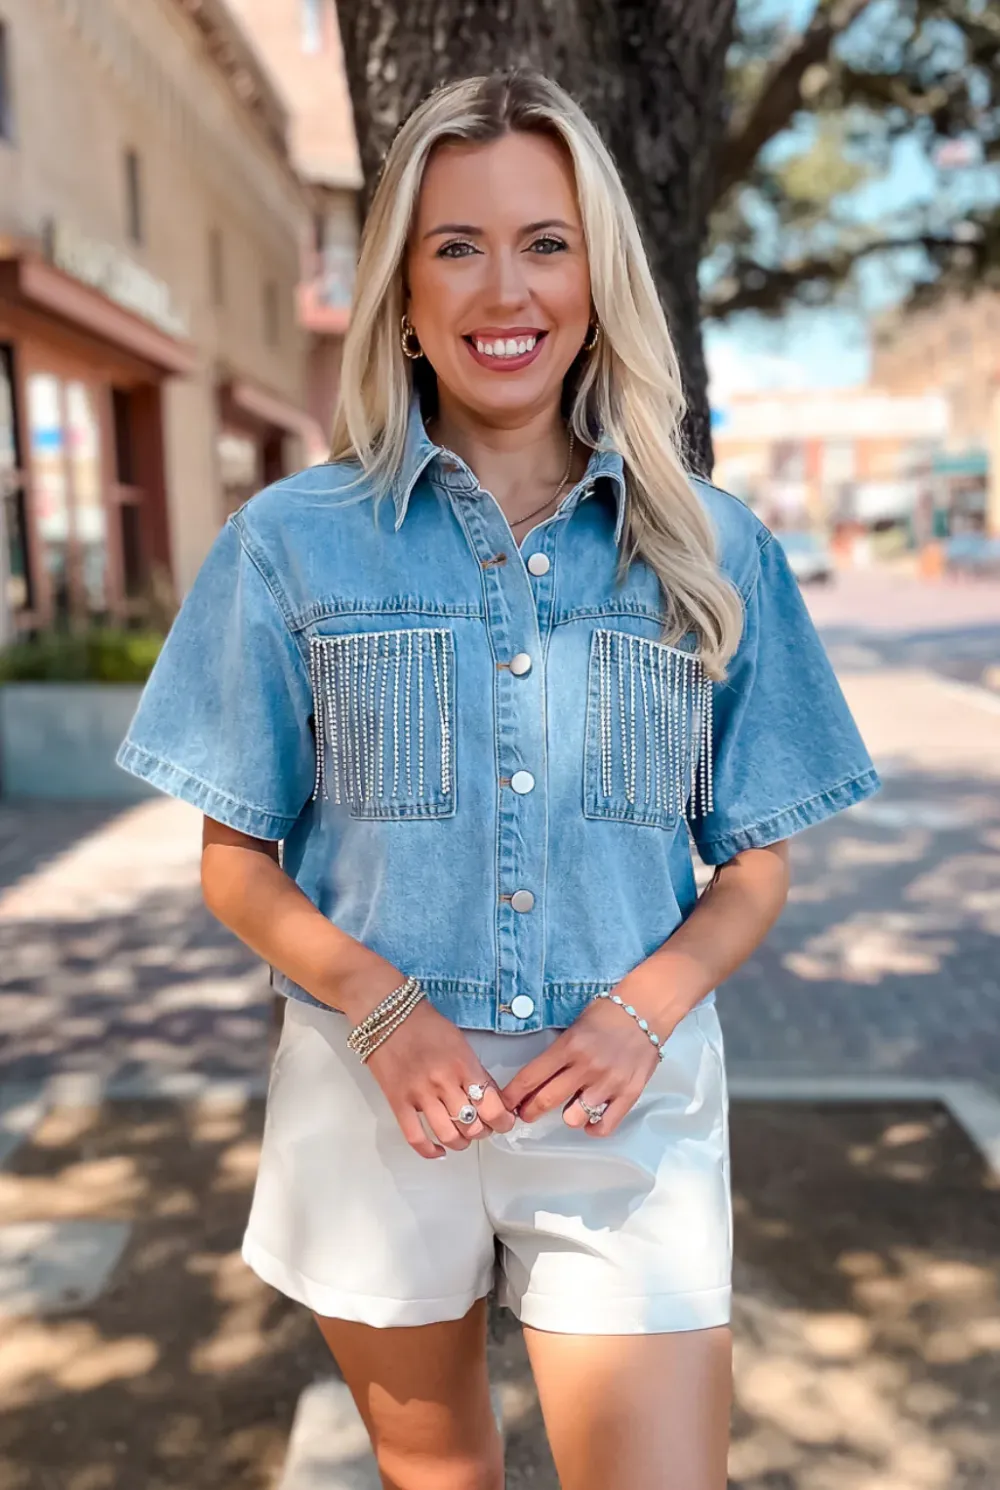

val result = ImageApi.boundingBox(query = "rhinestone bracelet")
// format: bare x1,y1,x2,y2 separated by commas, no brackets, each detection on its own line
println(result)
593,990,666,1061
348,977,427,1061
354,987,427,1063
347,975,421,1050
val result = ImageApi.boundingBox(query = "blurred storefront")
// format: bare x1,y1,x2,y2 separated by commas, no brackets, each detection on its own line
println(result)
873,291,1000,538
0,0,319,635
225,0,362,451
711,389,950,543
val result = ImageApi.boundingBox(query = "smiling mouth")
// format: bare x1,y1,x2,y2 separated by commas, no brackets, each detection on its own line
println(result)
463,331,547,359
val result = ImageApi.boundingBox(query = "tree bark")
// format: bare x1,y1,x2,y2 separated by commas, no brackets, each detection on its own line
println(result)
335,0,737,475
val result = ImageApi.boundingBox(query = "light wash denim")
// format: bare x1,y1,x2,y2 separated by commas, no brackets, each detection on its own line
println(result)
117,395,880,1031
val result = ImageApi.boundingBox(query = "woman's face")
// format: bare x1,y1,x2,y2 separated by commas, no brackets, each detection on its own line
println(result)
406,130,592,425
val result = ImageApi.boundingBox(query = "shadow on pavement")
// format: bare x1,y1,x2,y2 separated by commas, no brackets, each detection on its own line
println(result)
0,884,269,1086
719,762,1000,1083
0,804,130,894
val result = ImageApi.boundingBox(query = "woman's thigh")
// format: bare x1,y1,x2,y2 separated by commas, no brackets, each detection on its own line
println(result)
524,1323,732,1490
314,1297,503,1490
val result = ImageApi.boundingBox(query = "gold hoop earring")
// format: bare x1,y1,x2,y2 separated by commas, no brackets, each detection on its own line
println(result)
583,321,601,354
400,315,423,360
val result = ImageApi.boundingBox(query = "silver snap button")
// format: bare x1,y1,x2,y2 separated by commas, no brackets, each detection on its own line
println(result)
527,552,550,576
510,994,535,1019
510,770,535,794
511,889,535,913
510,652,532,676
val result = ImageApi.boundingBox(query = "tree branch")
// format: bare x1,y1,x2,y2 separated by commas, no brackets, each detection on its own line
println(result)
714,0,879,207
704,232,960,318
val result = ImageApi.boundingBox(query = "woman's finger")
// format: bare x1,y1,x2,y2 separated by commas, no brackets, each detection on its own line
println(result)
423,1097,476,1151
395,1106,447,1161
583,1089,638,1138
500,1038,571,1112
516,1068,584,1125
471,1079,516,1134
563,1085,612,1131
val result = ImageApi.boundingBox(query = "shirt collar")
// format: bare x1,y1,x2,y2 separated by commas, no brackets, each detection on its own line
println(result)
390,393,628,546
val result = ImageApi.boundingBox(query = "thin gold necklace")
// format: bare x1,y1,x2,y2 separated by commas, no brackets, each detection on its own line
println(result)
508,430,575,530
426,419,576,530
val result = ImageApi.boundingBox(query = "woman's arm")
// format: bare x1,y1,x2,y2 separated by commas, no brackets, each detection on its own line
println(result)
200,816,517,1155
200,817,405,1024
617,839,791,1030
501,841,790,1131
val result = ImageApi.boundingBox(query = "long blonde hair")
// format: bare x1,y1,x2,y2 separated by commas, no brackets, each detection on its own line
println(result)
330,71,743,678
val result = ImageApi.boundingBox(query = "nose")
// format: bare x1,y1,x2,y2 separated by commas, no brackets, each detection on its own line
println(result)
484,246,532,312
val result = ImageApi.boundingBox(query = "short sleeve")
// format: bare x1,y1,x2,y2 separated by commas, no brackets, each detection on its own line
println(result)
691,532,880,866
116,516,315,839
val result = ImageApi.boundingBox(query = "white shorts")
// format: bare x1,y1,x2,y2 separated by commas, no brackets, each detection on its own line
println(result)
242,998,732,1334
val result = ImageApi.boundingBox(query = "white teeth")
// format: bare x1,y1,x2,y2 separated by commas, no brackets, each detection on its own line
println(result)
473,336,538,358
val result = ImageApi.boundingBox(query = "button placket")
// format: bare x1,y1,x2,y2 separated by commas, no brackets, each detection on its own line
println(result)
449,489,547,1031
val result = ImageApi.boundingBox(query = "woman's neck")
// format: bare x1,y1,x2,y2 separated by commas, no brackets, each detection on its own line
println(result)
428,397,574,511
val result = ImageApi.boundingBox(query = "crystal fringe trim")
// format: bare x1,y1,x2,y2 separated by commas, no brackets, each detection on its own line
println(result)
593,630,714,819
309,629,453,808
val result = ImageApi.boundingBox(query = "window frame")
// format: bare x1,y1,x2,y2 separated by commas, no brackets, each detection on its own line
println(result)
124,147,144,247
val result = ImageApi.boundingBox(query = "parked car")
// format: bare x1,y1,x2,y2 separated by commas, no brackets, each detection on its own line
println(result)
774,530,834,585
943,533,1000,579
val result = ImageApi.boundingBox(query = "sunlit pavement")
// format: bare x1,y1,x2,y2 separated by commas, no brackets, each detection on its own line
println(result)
716,567,1000,1093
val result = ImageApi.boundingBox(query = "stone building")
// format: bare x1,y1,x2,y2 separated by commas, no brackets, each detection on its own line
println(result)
225,0,362,449
0,0,319,638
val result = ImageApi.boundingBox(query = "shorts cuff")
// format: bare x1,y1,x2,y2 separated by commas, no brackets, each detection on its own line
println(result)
242,1234,493,1328
499,1280,732,1335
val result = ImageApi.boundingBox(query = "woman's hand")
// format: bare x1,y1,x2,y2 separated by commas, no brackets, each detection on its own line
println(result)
365,999,516,1159
500,994,667,1137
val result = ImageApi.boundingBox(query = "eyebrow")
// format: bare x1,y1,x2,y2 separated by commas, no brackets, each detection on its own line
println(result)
422,218,577,240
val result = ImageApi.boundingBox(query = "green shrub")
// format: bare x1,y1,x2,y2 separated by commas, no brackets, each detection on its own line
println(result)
0,628,164,684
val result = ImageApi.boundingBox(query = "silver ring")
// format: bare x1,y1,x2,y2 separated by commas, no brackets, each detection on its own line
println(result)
466,1082,491,1104
455,1104,478,1126
578,1098,609,1126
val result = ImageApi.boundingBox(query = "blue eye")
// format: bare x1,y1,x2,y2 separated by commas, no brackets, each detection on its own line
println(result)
530,236,568,254
437,241,479,259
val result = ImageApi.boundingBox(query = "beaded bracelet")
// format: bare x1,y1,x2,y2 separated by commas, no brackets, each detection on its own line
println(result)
353,986,427,1063
593,989,666,1061
347,975,424,1059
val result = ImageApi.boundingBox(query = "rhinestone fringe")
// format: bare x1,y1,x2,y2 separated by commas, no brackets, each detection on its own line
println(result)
594,630,714,819
309,629,453,808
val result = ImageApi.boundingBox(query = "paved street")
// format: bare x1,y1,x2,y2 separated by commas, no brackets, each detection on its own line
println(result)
0,567,997,1094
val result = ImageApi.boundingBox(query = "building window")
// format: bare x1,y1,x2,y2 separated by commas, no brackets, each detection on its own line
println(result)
0,22,13,143
263,279,280,347
209,228,225,308
301,0,325,53
124,148,143,245
0,344,32,618
27,373,108,621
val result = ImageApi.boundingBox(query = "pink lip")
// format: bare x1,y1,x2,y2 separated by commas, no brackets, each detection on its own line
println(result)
464,331,546,373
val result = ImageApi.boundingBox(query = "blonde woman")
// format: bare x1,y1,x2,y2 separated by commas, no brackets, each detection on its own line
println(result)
118,71,879,1490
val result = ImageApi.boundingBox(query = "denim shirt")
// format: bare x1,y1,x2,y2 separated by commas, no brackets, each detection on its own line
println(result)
117,396,880,1031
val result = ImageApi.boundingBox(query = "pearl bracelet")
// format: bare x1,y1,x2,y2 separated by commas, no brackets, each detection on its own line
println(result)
593,990,666,1061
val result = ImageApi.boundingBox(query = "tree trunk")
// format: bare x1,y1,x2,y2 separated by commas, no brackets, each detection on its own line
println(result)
335,0,736,475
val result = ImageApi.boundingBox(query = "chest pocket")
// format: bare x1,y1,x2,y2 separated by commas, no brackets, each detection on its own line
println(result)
583,628,713,829
309,627,456,818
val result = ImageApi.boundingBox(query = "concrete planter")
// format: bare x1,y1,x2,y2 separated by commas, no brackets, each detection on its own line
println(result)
0,683,154,802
